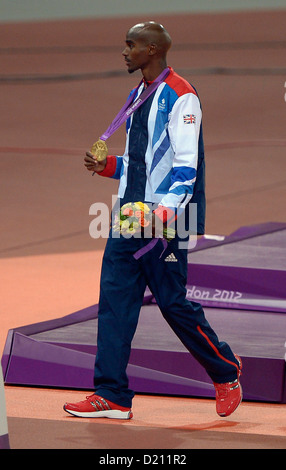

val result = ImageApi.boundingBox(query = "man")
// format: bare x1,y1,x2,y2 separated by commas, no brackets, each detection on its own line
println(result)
64,22,242,419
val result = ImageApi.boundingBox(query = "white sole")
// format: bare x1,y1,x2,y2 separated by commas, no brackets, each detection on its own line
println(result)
64,407,132,419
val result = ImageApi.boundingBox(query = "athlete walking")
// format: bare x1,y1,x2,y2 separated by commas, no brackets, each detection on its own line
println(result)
64,22,242,419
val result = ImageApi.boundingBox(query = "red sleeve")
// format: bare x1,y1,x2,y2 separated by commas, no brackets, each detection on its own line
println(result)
153,205,176,225
97,155,117,177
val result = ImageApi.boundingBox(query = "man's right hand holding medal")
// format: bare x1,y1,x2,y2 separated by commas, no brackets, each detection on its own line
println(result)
84,139,109,173
84,151,107,173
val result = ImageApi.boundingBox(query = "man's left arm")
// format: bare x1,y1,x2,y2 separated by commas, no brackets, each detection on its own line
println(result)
153,92,202,226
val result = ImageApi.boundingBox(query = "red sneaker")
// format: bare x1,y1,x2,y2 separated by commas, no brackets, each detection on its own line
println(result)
214,355,243,417
63,394,133,419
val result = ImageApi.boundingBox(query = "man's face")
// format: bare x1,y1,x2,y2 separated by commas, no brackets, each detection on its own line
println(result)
122,31,150,74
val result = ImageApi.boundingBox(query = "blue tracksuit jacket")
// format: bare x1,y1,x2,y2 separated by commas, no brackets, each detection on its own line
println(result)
99,67,206,234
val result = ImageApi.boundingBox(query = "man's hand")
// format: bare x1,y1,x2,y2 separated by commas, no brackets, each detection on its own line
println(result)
151,212,166,238
84,151,107,173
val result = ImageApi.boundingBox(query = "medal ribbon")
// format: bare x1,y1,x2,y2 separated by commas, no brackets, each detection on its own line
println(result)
133,237,168,260
99,67,170,141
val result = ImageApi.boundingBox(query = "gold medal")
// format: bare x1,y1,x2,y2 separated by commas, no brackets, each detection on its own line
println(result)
91,139,108,161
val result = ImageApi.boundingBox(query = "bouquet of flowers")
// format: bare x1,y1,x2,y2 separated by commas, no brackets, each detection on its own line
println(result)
113,201,175,240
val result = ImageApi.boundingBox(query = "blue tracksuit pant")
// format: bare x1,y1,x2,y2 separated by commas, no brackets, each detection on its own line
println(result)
93,232,240,407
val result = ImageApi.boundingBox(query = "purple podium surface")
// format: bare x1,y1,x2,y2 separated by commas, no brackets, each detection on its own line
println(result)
2,223,286,403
